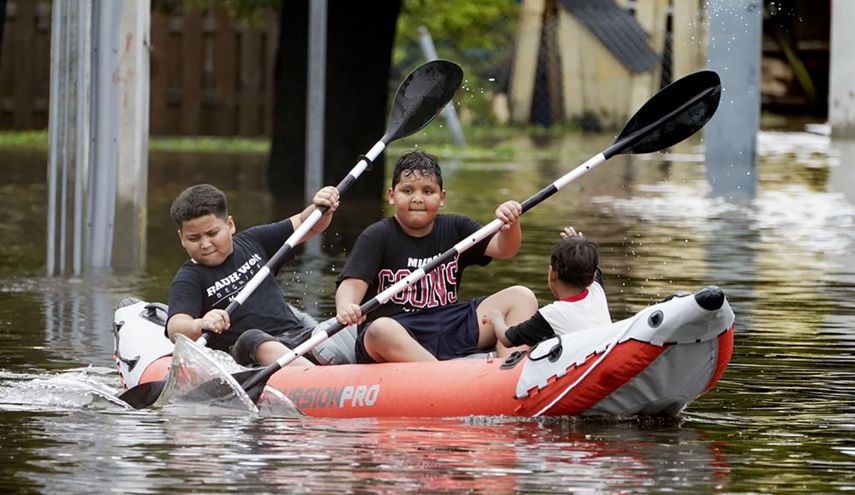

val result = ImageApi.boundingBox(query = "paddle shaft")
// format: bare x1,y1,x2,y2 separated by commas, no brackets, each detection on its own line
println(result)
196,60,465,346
118,60,465,409
195,140,388,347
244,81,720,385
255,153,604,374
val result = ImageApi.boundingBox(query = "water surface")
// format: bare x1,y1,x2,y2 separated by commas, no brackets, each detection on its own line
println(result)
1,130,853,492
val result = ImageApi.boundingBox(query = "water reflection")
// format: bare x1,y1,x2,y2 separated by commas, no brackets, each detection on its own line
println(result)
0,129,854,491
26,413,731,493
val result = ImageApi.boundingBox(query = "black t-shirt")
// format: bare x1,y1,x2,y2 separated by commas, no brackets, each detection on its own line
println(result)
336,214,493,323
167,219,308,351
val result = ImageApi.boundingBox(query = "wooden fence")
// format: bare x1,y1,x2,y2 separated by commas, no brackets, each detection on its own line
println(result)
0,1,278,136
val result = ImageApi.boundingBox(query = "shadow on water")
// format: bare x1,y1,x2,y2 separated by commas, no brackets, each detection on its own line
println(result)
0,130,854,491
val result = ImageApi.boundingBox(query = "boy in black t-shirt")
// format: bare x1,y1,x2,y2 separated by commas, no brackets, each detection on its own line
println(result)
166,183,339,367
335,150,538,363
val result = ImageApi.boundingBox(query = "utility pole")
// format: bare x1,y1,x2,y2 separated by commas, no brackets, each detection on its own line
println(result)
46,1,150,276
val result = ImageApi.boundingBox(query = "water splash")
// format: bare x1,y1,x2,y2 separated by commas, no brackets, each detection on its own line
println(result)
0,366,129,411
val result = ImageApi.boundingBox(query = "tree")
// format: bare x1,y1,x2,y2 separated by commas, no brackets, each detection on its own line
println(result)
267,1,401,242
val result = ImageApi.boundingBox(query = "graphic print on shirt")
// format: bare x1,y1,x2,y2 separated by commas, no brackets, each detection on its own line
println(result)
378,255,459,311
205,253,263,305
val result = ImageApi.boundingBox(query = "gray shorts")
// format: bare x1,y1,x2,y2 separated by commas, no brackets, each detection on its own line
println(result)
230,328,317,366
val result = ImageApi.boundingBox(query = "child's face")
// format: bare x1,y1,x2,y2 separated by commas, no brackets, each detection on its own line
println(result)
387,171,445,236
177,213,236,266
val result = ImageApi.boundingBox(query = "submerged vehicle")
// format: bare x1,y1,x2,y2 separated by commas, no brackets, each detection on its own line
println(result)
114,285,734,418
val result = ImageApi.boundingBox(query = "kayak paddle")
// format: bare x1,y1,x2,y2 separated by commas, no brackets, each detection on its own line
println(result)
237,69,722,403
118,60,464,410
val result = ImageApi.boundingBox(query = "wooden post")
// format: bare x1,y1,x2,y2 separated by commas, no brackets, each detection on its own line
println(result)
181,10,202,135
213,8,237,136
633,0,669,94
671,0,706,78
830,0,855,138
149,10,172,135
557,8,583,125
510,0,545,124
238,24,261,135
13,0,35,129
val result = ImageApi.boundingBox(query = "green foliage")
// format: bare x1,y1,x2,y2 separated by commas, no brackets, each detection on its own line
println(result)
0,131,47,148
395,0,519,125
397,0,517,52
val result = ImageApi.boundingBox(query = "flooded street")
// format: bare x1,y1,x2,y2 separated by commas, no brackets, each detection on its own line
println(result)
1,130,854,492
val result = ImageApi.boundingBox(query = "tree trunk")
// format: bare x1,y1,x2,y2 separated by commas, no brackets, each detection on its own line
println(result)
268,1,401,247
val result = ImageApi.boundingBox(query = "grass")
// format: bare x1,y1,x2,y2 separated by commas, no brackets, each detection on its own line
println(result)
0,130,270,153
0,124,585,161
0,130,48,147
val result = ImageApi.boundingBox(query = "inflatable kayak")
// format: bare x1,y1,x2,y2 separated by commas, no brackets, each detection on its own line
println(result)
113,286,734,418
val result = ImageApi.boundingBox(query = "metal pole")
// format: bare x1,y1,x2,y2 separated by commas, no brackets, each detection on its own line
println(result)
418,26,466,146
88,0,118,268
73,1,92,275
306,0,326,205
58,2,73,276
704,0,762,201
46,0,64,276
304,0,327,257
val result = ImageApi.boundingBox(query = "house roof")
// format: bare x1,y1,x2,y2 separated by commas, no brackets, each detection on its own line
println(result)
558,0,659,73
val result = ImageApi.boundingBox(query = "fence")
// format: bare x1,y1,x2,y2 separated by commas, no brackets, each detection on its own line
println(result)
0,1,52,130
0,1,277,136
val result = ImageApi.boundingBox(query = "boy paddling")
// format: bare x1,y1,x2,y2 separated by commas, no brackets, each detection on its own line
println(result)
335,150,538,363
166,183,339,367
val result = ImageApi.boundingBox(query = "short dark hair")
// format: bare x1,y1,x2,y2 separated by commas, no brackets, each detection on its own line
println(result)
391,150,443,189
169,184,228,227
550,236,599,288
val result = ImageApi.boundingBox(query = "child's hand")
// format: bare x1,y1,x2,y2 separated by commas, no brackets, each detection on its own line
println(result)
482,310,513,347
495,201,522,231
560,226,582,238
480,309,506,329
336,303,365,326
200,309,230,334
313,186,340,211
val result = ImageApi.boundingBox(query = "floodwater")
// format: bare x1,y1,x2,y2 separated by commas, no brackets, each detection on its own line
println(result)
1,129,854,492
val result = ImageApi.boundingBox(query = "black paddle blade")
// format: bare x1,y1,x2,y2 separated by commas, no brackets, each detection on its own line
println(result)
384,60,463,142
178,369,260,402
243,378,266,405
118,380,166,410
238,366,277,404
609,70,721,157
117,369,261,410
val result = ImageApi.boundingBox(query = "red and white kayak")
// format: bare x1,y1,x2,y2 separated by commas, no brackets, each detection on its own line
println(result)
114,286,734,418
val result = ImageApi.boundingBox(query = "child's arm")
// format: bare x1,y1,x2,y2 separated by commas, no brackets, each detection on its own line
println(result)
166,309,230,342
482,309,557,347
482,310,513,347
289,186,340,241
485,200,523,259
335,278,370,326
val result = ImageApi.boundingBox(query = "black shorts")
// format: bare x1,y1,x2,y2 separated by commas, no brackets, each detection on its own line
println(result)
231,328,319,366
355,297,487,364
